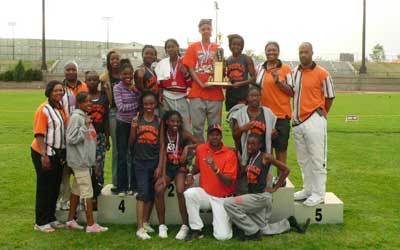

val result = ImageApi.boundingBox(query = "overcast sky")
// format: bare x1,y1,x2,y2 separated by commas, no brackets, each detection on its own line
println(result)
1,0,398,60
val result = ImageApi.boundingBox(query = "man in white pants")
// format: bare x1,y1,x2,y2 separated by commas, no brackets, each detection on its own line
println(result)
184,124,238,241
292,42,335,206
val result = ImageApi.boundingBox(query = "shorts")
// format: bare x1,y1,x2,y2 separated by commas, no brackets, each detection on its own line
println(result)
166,166,187,180
272,118,290,152
134,159,158,202
71,168,93,199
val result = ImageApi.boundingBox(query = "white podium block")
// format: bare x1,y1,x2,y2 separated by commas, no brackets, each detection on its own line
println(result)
97,184,137,224
270,178,295,222
97,183,212,225
294,192,343,224
55,210,98,224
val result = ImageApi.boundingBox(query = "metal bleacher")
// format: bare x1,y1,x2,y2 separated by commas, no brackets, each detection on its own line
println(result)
283,60,356,76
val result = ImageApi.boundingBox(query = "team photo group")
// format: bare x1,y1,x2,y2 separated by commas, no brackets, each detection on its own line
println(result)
31,18,335,241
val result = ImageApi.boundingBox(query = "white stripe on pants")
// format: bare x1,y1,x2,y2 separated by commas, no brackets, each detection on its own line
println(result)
293,112,328,199
184,187,232,240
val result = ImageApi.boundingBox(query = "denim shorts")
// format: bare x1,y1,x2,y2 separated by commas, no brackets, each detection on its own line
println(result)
134,159,158,202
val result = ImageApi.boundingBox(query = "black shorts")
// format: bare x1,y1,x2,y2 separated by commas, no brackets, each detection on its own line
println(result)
134,159,158,202
166,166,187,180
272,118,290,152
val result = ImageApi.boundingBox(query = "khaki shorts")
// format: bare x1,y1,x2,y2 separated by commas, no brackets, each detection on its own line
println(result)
71,168,93,199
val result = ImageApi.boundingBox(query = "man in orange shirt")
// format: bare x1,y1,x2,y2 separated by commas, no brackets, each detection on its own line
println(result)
292,42,335,206
184,124,237,241
182,19,224,142
59,61,89,210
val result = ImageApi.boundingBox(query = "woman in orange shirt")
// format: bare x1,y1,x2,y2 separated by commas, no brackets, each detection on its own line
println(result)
31,80,68,232
256,42,294,167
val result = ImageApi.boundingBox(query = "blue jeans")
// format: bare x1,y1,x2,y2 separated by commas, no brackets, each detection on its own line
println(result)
134,159,158,202
116,119,136,192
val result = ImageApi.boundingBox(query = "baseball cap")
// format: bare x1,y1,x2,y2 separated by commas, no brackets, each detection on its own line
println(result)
207,124,222,134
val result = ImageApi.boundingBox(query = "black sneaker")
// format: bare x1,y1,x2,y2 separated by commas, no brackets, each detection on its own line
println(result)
241,230,261,241
111,187,121,195
184,229,204,242
288,216,310,234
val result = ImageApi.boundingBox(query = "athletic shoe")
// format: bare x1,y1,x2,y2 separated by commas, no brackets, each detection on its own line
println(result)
143,222,155,233
86,223,108,233
175,224,190,240
294,190,311,201
127,190,134,195
158,224,168,238
59,201,70,211
50,220,65,229
65,219,84,230
240,230,261,241
303,195,324,206
184,229,204,242
34,224,55,233
136,227,151,240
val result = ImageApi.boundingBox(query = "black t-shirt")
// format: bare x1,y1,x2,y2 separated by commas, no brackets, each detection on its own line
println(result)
88,92,109,133
110,75,120,108
248,108,267,152
247,152,270,193
225,54,250,110
133,115,161,160
165,131,189,170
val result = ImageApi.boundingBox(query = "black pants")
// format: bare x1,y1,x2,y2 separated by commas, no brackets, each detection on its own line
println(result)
31,148,64,226
116,120,136,192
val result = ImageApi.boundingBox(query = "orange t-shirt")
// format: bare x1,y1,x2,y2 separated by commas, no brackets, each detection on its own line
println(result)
182,42,224,101
31,101,68,154
293,63,335,124
260,62,293,119
196,142,238,197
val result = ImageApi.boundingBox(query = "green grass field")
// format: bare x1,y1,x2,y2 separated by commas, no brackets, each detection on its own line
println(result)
0,90,399,250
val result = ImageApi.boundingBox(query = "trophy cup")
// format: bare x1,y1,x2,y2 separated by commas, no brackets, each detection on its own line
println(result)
208,46,230,86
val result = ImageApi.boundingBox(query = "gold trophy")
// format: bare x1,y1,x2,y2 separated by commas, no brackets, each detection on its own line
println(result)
208,46,230,86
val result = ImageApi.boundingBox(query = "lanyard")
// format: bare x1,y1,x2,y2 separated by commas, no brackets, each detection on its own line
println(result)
248,151,261,168
167,131,179,156
145,66,155,77
200,42,211,66
170,58,179,81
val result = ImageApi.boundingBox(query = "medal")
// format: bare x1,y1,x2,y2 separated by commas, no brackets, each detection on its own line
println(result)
199,42,211,69
167,131,179,157
247,151,261,178
170,58,179,85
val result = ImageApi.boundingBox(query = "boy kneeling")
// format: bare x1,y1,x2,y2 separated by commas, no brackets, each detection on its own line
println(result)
224,134,309,240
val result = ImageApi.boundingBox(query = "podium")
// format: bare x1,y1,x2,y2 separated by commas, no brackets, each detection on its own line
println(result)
56,177,343,225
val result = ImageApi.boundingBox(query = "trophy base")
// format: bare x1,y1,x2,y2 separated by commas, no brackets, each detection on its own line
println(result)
208,81,231,86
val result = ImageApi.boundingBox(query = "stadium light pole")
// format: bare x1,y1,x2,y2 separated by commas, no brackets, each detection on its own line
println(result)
8,22,16,60
214,1,219,44
359,0,367,74
102,16,113,50
41,0,47,71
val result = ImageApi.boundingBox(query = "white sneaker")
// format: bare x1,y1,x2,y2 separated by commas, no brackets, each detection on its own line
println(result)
294,190,311,201
66,219,84,230
59,201,70,211
158,224,168,238
136,227,151,240
143,222,155,233
175,224,190,240
34,223,55,233
118,191,126,197
86,223,108,233
50,220,65,229
303,195,324,207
